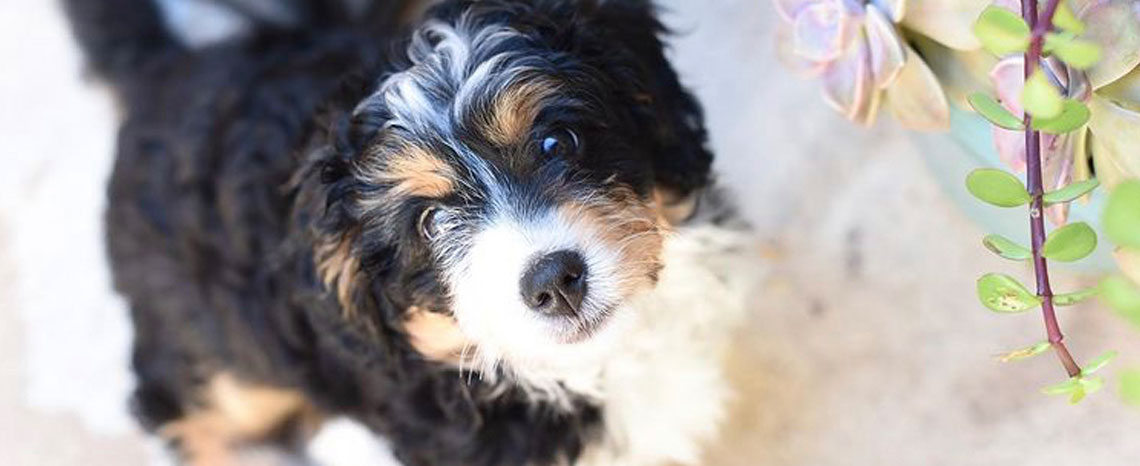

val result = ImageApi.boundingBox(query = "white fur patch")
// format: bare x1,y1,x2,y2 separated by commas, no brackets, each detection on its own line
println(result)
308,417,402,466
578,225,763,465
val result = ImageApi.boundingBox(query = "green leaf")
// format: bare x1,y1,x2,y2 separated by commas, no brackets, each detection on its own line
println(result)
1054,287,1099,306
982,234,1032,261
1042,377,1081,395
973,6,1031,56
1081,350,1119,376
1043,179,1099,205
1104,181,1140,248
1102,275,1140,328
1031,99,1091,134
1043,376,1104,404
1074,376,1105,403
998,341,1051,362
977,273,1042,313
1052,1,1085,35
1068,386,1088,404
966,169,1031,207
1120,369,1140,407
1022,70,1064,119
1041,222,1098,262
968,92,1024,130
1045,33,1101,70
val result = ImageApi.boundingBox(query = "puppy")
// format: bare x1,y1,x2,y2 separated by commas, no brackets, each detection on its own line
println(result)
64,0,760,464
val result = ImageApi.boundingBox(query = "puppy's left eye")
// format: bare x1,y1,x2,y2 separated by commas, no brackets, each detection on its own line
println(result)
539,128,579,158
418,206,443,240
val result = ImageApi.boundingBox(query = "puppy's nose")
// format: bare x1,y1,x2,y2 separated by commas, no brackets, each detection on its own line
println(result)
520,250,588,317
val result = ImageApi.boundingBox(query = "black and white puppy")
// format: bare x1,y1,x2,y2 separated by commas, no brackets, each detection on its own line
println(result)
64,0,760,464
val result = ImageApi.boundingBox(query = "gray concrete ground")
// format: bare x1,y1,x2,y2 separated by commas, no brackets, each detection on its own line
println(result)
3,0,1140,465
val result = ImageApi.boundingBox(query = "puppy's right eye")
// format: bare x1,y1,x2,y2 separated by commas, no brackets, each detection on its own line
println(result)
538,128,579,159
418,206,442,240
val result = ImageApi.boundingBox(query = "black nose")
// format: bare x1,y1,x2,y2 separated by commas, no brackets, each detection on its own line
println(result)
520,250,588,317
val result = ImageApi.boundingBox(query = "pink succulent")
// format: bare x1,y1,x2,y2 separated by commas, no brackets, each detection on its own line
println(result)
775,0,950,130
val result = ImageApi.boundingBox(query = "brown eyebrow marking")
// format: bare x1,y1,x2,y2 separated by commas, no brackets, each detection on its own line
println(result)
484,80,559,147
363,145,457,199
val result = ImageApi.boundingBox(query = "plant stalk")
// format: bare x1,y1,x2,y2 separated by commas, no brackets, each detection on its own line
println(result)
1022,0,1082,378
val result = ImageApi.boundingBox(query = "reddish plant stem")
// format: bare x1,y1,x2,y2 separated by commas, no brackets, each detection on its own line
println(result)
1021,0,1082,378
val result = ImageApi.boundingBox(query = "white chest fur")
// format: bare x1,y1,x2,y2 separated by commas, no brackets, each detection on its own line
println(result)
577,224,763,466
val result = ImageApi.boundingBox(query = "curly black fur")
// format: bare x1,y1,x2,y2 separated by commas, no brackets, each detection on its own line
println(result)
64,0,713,464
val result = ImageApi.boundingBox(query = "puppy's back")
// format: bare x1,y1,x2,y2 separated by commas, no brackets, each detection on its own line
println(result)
63,0,419,435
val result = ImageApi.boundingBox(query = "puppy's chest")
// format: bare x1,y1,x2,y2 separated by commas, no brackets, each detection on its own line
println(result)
574,225,763,465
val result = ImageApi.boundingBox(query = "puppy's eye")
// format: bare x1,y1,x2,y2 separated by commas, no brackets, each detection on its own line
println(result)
418,206,443,240
539,128,579,158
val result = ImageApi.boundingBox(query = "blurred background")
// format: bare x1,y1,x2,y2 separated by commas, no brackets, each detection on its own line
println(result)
2,0,1140,464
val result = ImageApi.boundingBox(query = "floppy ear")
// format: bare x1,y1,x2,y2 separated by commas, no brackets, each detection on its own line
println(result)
580,0,714,198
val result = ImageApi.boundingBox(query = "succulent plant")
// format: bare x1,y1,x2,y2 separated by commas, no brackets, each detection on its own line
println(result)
774,0,951,129
773,0,1140,404
775,0,1140,194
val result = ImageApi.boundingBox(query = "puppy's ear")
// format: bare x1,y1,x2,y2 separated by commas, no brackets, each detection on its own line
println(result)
581,0,713,197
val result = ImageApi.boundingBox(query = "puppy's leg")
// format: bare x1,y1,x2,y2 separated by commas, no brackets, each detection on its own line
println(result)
160,372,321,466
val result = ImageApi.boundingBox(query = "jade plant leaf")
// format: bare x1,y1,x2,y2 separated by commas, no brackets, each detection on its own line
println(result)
968,92,1024,130
977,273,1042,313
1042,222,1098,262
1104,180,1140,248
1081,350,1119,376
966,168,1031,207
1120,370,1140,407
973,6,1031,56
1102,275,1140,328
1043,179,1099,205
1031,99,1090,134
1044,33,1101,70
1042,375,1103,404
1073,377,1105,403
1054,287,1099,306
998,341,1051,362
1052,1,1085,35
1042,377,1081,396
1022,70,1064,119
982,234,1032,260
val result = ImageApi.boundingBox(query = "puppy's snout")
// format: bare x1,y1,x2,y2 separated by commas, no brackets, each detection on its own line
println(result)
520,250,588,318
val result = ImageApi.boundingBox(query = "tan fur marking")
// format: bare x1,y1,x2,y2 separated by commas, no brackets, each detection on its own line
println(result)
161,373,319,466
559,188,666,298
486,81,558,147
316,234,361,318
404,307,475,364
652,187,700,226
379,146,456,198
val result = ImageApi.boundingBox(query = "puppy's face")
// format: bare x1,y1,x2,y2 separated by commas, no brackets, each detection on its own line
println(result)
317,1,708,379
